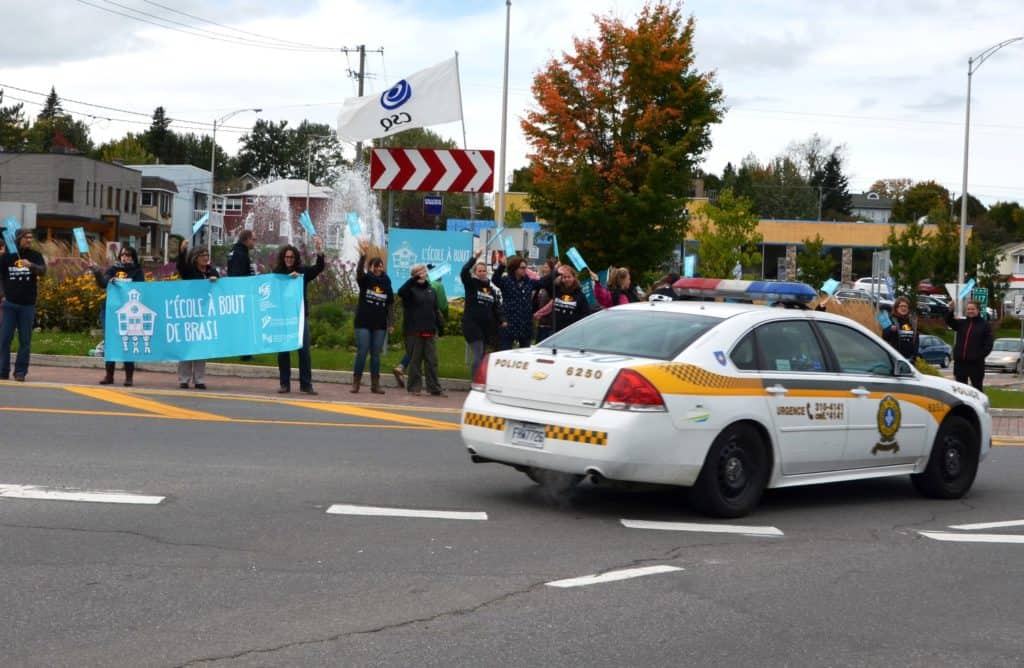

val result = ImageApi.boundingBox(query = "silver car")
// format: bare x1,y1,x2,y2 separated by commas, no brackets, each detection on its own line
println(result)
984,338,1024,373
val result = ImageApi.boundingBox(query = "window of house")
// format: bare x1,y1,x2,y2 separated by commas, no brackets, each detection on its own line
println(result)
58,178,75,203
132,191,137,214
107,186,113,209
160,193,171,216
86,181,90,205
224,198,241,212
94,183,99,207
142,191,154,206
116,188,122,211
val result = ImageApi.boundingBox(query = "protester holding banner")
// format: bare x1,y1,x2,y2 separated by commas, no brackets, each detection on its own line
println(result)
398,264,446,396
534,263,592,335
90,245,145,386
1,230,46,381
352,244,394,394
175,240,219,389
461,249,506,379
273,238,324,395
492,255,542,350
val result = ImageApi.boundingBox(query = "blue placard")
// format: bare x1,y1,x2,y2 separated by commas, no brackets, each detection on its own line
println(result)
192,213,209,235
502,236,516,258
566,246,587,271
427,263,452,282
389,228,474,299
298,210,317,237
72,227,89,254
446,219,497,236
2,227,16,254
877,310,892,330
684,255,696,278
552,233,559,258
4,216,19,232
347,212,361,236
821,278,840,295
103,275,305,362
424,195,443,216
579,277,599,307
958,278,976,299
486,227,505,248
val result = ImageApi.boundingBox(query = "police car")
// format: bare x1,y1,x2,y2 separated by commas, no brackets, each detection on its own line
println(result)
460,280,991,517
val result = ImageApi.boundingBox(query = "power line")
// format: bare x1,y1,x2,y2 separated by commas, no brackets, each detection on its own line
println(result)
76,0,341,53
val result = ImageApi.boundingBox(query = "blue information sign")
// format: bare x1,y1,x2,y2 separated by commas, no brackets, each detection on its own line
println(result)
424,195,443,216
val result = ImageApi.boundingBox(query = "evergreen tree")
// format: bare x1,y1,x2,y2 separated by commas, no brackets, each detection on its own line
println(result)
0,97,28,151
142,106,174,162
818,152,852,219
796,234,837,288
692,188,762,278
38,86,63,122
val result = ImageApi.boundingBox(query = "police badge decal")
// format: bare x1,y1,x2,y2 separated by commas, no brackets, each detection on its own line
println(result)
872,394,901,454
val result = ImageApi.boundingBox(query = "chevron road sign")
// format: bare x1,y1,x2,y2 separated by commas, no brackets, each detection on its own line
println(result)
370,148,495,193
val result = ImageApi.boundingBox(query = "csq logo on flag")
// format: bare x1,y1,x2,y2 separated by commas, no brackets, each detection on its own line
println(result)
381,80,412,109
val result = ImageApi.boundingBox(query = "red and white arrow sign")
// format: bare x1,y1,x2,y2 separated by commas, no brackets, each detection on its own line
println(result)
370,148,495,193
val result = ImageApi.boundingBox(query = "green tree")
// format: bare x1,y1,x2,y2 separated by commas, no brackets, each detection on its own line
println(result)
869,177,912,201
816,152,852,219
521,1,724,271
886,220,932,303
95,133,155,164
37,87,63,122
693,188,762,278
0,97,28,151
986,201,1024,241
508,166,533,192
142,106,174,162
924,204,961,286
796,234,836,289
236,119,292,179
891,180,949,223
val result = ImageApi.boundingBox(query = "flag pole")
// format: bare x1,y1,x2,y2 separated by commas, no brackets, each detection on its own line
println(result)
455,51,476,222
496,0,511,229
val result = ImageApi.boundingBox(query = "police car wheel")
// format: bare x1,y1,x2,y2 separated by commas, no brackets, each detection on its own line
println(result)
911,416,979,499
689,423,769,518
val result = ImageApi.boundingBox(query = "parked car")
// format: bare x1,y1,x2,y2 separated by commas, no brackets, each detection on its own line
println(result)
853,277,894,300
984,338,1024,373
834,288,877,305
917,296,950,318
918,334,952,368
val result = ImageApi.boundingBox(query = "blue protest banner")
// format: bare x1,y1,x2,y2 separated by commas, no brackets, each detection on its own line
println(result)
103,275,305,362
958,278,976,300
684,255,696,278
566,246,587,270
579,277,599,307
502,236,516,258
346,212,361,236
299,211,317,237
72,227,89,254
192,213,209,236
389,228,474,299
427,263,452,282
821,278,840,295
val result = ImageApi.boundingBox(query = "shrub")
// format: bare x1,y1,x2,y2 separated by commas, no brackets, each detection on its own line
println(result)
36,269,106,331
308,301,353,348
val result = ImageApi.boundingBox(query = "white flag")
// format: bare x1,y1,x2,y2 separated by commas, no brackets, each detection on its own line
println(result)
337,57,462,142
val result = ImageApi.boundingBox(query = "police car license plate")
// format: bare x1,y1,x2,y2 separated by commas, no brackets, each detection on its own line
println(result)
510,423,545,448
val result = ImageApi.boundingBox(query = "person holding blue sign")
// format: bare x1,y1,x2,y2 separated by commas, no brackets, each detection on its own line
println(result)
352,242,394,394
882,296,919,362
492,255,542,350
534,263,592,336
398,264,446,396
1,230,46,381
392,264,448,388
90,245,145,386
274,237,325,394
945,300,993,390
175,239,220,389
461,249,506,379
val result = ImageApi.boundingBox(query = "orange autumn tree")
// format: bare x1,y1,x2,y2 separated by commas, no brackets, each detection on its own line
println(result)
521,1,723,271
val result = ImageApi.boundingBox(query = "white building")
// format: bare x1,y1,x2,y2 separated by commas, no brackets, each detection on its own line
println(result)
126,164,219,244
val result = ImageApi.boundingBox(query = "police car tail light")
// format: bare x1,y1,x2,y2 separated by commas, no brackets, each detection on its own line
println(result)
602,370,666,412
471,354,490,392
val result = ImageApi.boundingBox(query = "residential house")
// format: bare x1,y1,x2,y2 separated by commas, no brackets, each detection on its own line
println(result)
851,192,894,224
223,178,334,246
995,241,1024,313
0,151,142,244
126,164,217,246
139,176,177,262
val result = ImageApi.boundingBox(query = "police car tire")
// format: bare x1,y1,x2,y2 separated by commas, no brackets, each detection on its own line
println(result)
911,416,979,499
689,423,769,518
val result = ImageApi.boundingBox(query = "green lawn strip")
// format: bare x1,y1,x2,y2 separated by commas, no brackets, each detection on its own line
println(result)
986,388,1024,410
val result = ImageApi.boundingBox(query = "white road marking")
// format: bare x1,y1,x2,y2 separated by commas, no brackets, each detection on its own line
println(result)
0,484,165,505
621,519,784,537
948,519,1024,531
326,504,488,521
918,530,1024,544
546,565,683,588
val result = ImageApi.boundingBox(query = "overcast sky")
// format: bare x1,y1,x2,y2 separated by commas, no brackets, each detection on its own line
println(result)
2,0,1022,205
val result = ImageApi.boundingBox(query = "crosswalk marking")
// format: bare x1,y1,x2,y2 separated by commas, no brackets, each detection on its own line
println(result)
0,484,165,505
326,504,488,520
621,519,784,537
66,387,230,421
546,565,683,588
282,400,459,431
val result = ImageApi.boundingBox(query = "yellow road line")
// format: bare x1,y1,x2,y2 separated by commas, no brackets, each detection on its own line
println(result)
993,437,1024,447
129,387,464,414
280,400,460,431
0,406,448,430
65,387,231,421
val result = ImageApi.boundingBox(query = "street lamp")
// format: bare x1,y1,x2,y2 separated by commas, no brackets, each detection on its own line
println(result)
957,37,1022,314
208,107,261,253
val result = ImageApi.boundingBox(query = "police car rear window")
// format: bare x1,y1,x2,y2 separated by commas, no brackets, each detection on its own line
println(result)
540,310,720,360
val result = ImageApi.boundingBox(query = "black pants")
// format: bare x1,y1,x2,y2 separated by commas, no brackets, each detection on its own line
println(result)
953,360,985,391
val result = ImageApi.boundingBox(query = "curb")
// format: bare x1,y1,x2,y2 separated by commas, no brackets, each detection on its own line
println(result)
29,354,472,392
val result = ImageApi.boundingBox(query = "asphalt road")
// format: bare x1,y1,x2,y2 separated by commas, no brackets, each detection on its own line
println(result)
2,383,1024,667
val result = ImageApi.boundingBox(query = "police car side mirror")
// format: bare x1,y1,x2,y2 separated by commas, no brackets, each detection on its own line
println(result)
894,359,914,377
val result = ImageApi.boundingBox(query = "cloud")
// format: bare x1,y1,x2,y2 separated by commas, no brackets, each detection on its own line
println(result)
905,92,965,112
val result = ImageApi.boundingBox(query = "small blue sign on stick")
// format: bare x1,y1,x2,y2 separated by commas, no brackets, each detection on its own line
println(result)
192,213,209,235
566,246,587,271
298,211,317,237
427,263,452,282
821,278,840,295
347,212,361,236
73,227,89,254
502,236,516,258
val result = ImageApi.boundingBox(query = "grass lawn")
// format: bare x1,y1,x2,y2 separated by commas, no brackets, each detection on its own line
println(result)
23,330,472,379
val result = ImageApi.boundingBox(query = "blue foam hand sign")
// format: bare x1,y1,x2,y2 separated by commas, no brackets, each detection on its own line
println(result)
346,212,361,236
821,278,840,295
502,236,516,258
552,233,559,258
877,310,892,330
684,255,696,278
72,227,89,254
566,246,587,271
427,263,452,282
2,228,16,253
299,211,317,237
486,227,505,248
958,278,976,300
192,213,209,235
4,216,19,232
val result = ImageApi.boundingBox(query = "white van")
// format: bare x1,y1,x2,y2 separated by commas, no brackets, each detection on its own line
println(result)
853,277,894,299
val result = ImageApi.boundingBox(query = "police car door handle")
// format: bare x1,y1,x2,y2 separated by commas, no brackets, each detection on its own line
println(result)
850,387,871,397
766,384,788,395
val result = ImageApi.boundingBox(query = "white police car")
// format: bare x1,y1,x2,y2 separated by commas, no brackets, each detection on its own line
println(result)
460,281,991,517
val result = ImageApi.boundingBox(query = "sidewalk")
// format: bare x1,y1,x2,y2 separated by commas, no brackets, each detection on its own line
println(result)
14,355,469,411
10,355,1024,436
